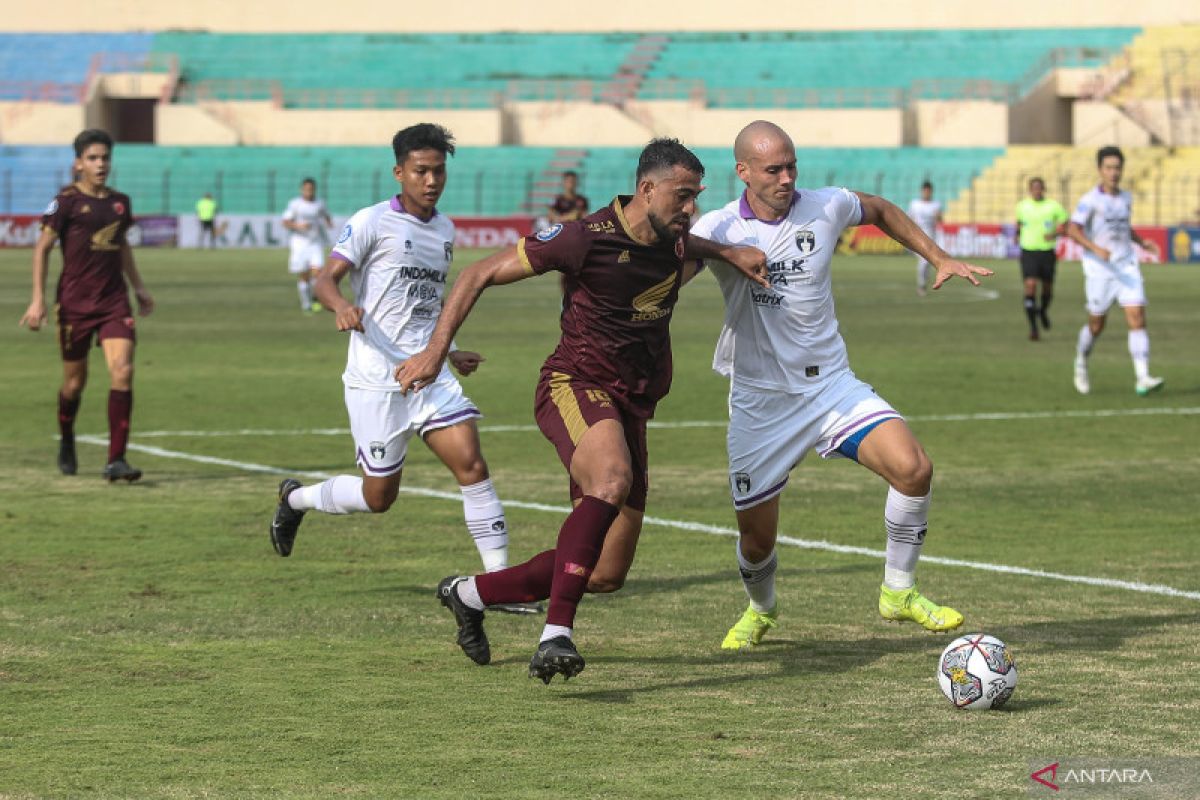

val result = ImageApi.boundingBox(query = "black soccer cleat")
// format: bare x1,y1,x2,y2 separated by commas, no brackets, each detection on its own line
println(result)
528,636,585,685
58,436,77,475
102,458,141,483
269,478,305,557
488,601,545,616
437,576,490,666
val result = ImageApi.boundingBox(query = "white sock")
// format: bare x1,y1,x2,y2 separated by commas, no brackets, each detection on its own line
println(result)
540,624,572,643
1076,325,1095,360
1128,329,1150,380
456,576,486,611
460,479,509,572
287,475,371,514
883,487,929,589
297,280,312,309
737,543,778,613
917,261,930,288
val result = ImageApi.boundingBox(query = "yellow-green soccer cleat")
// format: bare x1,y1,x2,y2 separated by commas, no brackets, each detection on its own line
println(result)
878,584,963,633
721,604,778,650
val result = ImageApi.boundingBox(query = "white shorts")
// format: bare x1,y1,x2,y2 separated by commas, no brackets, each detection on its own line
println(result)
288,241,324,273
1084,259,1145,315
344,375,481,477
727,370,902,511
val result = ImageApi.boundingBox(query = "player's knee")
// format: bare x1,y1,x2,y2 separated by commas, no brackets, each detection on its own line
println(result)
587,570,626,594
61,377,85,398
588,467,632,506
109,362,134,388
456,455,489,485
363,484,399,513
893,450,933,496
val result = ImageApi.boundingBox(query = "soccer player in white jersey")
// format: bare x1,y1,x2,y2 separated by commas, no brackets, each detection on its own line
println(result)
282,178,333,312
907,181,943,296
1067,146,1164,396
268,124,529,607
688,121,993,650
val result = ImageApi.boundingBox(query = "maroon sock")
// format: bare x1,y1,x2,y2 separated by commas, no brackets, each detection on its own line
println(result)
58,392,80,441
476,550,556,605
546,496,620,628
107,389,133,462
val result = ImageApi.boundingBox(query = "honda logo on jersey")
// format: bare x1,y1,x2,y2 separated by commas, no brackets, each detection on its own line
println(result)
796,230,815,254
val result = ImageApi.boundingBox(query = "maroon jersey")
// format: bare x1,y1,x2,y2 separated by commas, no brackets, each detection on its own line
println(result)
41,185,134,319
518,197,689,418
551,193,588,222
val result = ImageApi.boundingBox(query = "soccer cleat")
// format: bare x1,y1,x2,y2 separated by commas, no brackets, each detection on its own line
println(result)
1135,376,1164,396
1028,328,1040,341
879,584,963,633
102,458,142,483
488,601,545,616
721,604,778,650
269,478,305,557
528,636,585,684
1073,359,1090,395
58,436,77,475
437,576,490,665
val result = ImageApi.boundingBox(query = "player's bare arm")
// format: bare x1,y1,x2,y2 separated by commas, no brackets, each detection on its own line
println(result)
312,256,364,331
1131,229,1160,259
685,236,769,287
855,192,992,290
19,226,57,330
395,245,529,393
119,242,154,316
1066,221,1110,262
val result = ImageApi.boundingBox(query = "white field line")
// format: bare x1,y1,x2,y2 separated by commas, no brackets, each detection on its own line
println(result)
76,435,1200,602
120,406,1200,439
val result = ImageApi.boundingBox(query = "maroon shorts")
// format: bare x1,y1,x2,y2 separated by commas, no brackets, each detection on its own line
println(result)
57,310,136,361
533,370,649,511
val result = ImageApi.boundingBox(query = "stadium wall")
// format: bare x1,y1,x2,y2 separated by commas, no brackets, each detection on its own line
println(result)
4,1,1192,31
0,102,85,144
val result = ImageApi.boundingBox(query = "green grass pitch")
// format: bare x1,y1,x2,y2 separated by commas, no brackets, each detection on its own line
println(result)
1,246,1197,798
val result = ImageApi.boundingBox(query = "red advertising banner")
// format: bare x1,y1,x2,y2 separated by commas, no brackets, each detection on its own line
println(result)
841,223,1167,263
451,216,534,249
0,215,40,247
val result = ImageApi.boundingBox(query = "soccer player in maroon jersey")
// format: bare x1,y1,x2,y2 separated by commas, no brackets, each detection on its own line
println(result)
19,129,154,481
397,139,768,682
548,170,588,223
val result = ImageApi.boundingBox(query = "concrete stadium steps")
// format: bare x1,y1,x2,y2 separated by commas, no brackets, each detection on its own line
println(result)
1108,26,1200,105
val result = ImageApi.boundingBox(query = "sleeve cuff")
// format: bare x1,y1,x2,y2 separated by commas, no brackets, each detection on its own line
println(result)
516,238,535,275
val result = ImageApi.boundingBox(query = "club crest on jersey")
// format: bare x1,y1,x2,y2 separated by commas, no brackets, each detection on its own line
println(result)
113,201,125,216
536,223,563,242
444,241,453,263
369,441,386,460
733,472,752,494
337,224,352,244
795,230,816,254
44,199,58,216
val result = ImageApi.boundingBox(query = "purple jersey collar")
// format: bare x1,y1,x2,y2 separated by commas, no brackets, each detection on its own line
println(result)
390,194,438,220
738,190,800,226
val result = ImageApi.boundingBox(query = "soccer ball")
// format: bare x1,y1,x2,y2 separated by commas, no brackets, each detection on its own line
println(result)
938,633,1017,710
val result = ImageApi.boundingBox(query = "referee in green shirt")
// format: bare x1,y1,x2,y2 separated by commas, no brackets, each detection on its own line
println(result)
1014,177,1068,340
196,193,218,249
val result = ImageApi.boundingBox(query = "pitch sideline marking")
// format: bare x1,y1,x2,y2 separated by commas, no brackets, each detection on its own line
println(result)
75,435,1200,603
119,406,1200,439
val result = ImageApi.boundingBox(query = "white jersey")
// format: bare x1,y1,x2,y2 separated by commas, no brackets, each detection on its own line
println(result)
1070,185,1136,276
331,196,457,391
690,188,864,393
283,196,330,247
907,198,942,238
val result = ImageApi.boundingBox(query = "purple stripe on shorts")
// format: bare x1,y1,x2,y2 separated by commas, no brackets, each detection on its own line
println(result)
420,407,482,435
732,476,789,510
356,447,405,475
820,410,901,457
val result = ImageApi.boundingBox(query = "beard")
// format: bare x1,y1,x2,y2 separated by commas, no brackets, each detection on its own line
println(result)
647,209,685,243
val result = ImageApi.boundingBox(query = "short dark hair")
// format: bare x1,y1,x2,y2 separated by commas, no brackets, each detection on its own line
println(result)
563,170,578,180
921,180,933,190
301,177,316,187
636,138,704,182
1029,176,1045,188
73,129,113,157
1097,146,1124,167
392,123,456,165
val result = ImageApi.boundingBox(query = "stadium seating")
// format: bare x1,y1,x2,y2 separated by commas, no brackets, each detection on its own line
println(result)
0,33,152,100
1107,25,1200,105
644,29,1139,107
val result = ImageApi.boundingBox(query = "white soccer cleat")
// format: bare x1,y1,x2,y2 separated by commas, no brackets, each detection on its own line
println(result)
1135,376,1164,396
1073,359,1090,395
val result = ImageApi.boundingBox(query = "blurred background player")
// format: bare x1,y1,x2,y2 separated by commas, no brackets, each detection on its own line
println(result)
282,177,333,312
548,170,589,224
195,192,218,249
690,121,992,651
1014,177,1068,340
907,181,943,296
269,124,532,609
19,128,154,482
1067,146,1164,396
